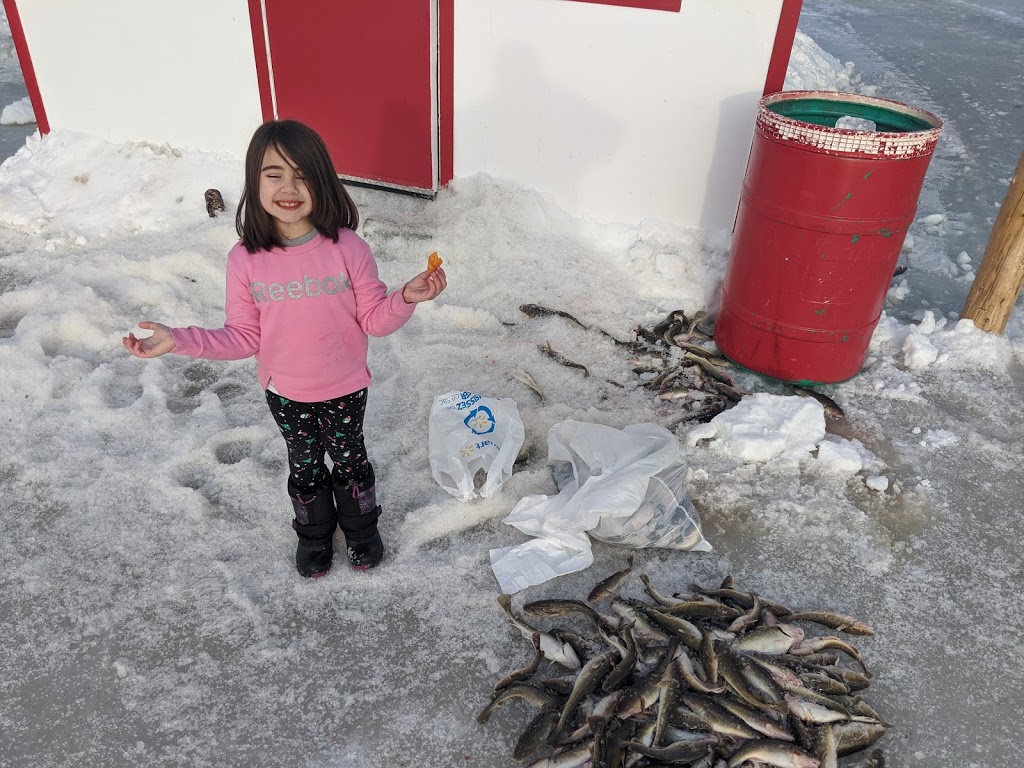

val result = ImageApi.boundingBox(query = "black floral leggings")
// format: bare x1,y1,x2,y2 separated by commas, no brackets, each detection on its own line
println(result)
265,388,372,493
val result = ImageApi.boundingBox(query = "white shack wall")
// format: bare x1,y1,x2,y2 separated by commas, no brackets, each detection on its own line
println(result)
452,0,784,230
15,0,262,153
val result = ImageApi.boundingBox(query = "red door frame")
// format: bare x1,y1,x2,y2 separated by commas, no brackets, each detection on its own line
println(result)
1,0,50,133
765,0,803,96
247,0,451,193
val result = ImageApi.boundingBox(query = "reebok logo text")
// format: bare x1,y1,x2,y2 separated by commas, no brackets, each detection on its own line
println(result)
250,272,352,303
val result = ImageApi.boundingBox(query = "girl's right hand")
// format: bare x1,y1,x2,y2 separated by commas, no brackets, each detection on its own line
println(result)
123,321,175,358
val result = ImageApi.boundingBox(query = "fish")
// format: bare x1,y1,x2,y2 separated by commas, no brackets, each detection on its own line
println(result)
689,581,796,615
684,310,708,338
615,639,681,719
832,721,888,756
680,692,763,740
643,607,705,650
735,654,785,703
593,718,632,768
638,573,686,607
700,628,721,687
732,625,805,655
726,739,821,768
601,624,638,693
835,669,872,692
659,599,744,623
675,647,727,695
784,693,851,725
702,373,748,402
652,677,682,746
657,387,695,401
844,748,885,767
551,651,616,742
728,595,764,634
790,636,871,676
845,694,884,721
745,654,803,689
523,598,607,629
484,575,886,767
520,303,590,330
476,682,564,724
538,341,590,377
672,339,729,365
526,739,592,768
514,709,561,761
717,647,782,712
786,611,874,636
715,696,794,742
634,324,667,347
540,677,576,696
497,594,582,670
620,737,718,764
684,351,736,386
587,555,635,603
495,632,545,691
791,386,845,419
800,671,850,696
514,442,540,470
508,368,545,402
652,309,690,336
817,722,839,768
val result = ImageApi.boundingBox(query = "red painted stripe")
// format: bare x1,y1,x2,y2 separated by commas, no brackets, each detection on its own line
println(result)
2,0,49,134
763,0,802,96
439,0,454,185
247,0,275,122
568,0,681,11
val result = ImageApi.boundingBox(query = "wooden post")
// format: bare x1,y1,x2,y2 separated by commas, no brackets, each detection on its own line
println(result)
961,146,1024,333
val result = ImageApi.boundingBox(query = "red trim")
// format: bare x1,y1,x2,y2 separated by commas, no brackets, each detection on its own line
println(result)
2,0,49,134
247,0,275,122
568,0,681,11
438,0,454,186
763,0,802,95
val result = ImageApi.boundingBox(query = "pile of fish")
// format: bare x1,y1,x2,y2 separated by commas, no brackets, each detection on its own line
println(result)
479,564,886,767
628,309,747,428
512,304,844,430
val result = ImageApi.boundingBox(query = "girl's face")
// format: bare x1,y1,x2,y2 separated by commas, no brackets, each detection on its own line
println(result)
258,144,314,240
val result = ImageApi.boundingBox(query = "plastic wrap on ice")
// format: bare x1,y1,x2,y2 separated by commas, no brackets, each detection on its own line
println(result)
428,390,525,502
490,420,711,594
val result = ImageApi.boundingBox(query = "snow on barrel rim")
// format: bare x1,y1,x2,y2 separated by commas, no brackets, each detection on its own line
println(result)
758,90,943,159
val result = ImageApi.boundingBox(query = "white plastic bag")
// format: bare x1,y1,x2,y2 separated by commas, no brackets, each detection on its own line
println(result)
490,420,711,594
428,390,525,502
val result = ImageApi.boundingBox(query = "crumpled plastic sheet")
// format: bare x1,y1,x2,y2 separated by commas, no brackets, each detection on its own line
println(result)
490,420,711,594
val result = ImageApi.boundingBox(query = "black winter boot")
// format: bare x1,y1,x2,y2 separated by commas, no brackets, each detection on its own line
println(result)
290,483,337,578
334,472,384,570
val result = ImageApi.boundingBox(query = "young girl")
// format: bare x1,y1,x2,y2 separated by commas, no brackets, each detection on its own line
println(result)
123,119,447,578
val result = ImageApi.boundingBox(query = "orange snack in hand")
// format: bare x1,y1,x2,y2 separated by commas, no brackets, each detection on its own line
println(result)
427,251,443,274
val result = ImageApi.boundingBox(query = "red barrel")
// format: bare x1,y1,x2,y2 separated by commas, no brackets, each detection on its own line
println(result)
715,91,943,384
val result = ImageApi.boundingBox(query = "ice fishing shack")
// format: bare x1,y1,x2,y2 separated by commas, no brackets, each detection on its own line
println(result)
2,0,801,230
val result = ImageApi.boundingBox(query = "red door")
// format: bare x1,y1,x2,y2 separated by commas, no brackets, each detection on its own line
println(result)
252,0,438,193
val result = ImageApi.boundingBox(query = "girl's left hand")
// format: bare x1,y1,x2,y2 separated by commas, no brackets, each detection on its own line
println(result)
402,267,447,304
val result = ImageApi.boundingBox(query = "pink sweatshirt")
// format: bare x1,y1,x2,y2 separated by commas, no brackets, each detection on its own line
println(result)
170,228,415,402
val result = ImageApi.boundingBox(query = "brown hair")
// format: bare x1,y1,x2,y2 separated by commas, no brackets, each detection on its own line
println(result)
236,119,359,253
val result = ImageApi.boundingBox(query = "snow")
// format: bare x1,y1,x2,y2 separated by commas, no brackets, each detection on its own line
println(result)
2,1,1024,767
865,474,890,492
0,94,32,125
686,393,827,464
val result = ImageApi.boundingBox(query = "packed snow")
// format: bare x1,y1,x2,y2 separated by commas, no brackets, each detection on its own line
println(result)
0,94,32,125
2,3,1023,767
